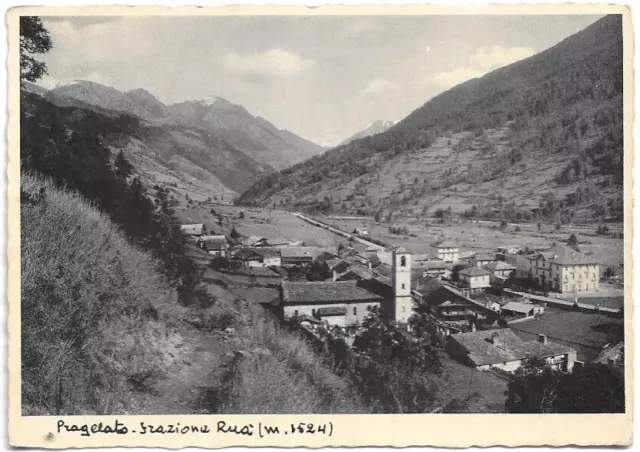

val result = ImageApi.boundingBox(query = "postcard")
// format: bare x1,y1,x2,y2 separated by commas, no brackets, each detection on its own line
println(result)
7,3,633,448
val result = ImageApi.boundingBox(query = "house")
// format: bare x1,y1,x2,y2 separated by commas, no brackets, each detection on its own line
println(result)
353,228,369,236
422,260,452,279
180,224,205,236
483,261,516,279
500,301,544,319
496,245,523,256
471,253,495,268
522,244,600,293
254,247,281,267
197,235,229,257
280,247,321,267
504,253,531,279
447,328,577,373
280,280,384,326
433,240,459,262
595,342,624,367
245,235,269,247
436,300,486,323
458,267,491,291
232,248,264,268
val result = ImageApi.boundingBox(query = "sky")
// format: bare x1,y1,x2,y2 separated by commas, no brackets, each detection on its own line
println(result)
39,14,604,146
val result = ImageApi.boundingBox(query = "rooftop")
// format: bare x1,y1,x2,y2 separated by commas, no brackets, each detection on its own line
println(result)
434,240,458,249
233,248,263,260
483,261,517,272
509,309,624,361
281,280,383,304
501,301,536,315
530,244,598,266
459,267,491,277
474,253,496,261
450,328,576,367
254,247,280,259
280,246,324,259
245,235,267,246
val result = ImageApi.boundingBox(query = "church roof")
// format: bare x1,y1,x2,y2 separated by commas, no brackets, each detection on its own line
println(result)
281,280,383,304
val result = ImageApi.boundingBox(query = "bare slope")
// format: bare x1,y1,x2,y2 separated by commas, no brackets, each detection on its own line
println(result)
238,15,623,224
168,97,325,169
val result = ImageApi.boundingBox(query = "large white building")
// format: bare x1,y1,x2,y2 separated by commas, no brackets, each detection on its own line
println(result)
433,240,459,263
522,244,600,294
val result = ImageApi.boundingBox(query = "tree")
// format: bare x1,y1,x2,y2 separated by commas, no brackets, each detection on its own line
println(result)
506,361,625,414
20,16,53,82
451,264,468,282
350,308,447,413
555,364,625,413
114,150,133,179
506,358,563,413
568,233,579,250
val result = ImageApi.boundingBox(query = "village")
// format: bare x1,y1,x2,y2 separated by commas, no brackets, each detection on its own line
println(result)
180,208,624,387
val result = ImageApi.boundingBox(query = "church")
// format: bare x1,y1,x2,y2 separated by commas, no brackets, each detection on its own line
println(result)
279,247,416,325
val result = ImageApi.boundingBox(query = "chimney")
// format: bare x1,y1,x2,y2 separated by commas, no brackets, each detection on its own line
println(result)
538,334,548,345
332,270,337,282
471,322,477,333
367,261,372,270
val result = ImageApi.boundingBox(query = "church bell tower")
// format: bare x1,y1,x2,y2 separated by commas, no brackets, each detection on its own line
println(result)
392,246,413,323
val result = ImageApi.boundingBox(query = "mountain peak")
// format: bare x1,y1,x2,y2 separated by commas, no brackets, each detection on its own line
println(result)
200,96,232,107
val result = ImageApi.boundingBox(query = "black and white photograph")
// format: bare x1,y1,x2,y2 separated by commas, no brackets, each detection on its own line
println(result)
10,3,632,447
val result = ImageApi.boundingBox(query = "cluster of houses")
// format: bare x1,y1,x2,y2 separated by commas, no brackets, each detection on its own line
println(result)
180,222,610,376
412,240,601,296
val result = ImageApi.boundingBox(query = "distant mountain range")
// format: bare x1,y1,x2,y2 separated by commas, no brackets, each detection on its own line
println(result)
45,81,325,170
238,15,623,224
338,120,398,147
22,80,327,197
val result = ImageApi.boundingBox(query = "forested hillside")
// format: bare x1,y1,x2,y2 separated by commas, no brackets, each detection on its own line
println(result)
238,15,624,224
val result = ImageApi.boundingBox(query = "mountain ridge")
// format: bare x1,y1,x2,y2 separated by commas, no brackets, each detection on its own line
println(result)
47,80,325,170
237,15,624,224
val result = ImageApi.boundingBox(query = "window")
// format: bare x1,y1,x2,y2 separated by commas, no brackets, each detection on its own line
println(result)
401,283,405,289
353,306,357,315
294,309,299,317
400,256,407,267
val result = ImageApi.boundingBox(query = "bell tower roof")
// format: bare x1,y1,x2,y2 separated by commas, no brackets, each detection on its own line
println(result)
392,246,412,255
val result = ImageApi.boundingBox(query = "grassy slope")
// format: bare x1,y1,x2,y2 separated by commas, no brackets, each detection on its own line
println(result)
21,173,363,414
21,173,183,414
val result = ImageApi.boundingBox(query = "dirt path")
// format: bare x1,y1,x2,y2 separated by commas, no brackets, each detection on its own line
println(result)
136,325,225,414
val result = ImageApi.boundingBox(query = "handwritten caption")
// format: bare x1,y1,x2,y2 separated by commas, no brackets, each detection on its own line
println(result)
55,419,333,438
